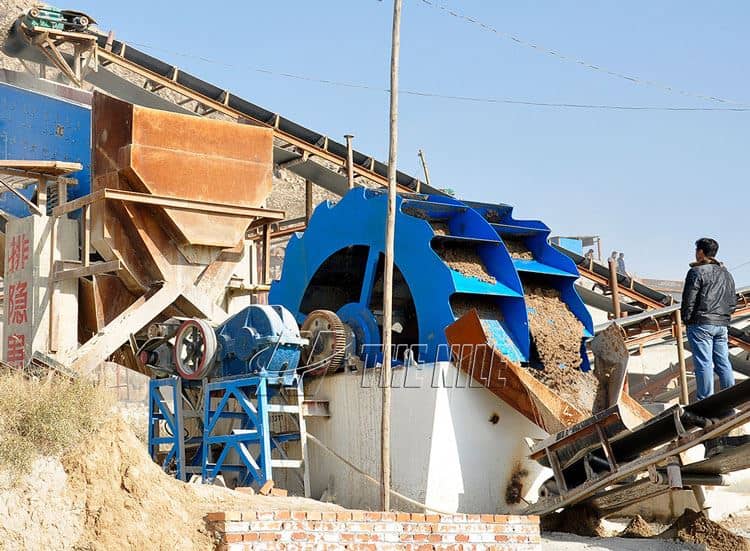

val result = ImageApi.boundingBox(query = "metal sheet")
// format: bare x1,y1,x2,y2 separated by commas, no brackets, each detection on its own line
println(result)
0,80,90,217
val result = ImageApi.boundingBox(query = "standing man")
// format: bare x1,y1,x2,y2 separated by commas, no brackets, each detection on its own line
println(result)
617,252,627,276
681,238,737,400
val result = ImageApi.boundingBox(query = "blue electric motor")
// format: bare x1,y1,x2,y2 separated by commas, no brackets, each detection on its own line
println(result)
215,305,307,383
170,305,307,384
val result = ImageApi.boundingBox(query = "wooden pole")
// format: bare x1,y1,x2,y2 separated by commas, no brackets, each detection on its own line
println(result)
345,135,355,189
608,258,622,319
305,179,313,223
673,312,690,405
417,149,431,192
381,0,402,513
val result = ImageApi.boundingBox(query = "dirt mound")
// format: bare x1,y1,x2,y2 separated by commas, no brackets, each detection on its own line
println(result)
62,416,339,551
658,509,749,551
524,286,598,414
541,505,604,537
0,1,34,72
620,515,655,538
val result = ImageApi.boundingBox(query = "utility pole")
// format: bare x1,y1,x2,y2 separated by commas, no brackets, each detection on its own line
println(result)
381,0,402,513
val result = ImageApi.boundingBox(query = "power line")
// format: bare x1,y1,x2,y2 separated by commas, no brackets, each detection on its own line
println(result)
412,0,747,107
128,41,750,112
729,259,750,272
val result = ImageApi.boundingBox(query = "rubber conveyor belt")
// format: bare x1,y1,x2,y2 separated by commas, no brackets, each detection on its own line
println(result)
554,245,674,306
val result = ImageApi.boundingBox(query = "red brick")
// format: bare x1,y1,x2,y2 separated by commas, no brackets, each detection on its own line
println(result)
455,534,469,542
466,514,481,523
495,534,510,542
428,534,442,543
337,511,353,521
291,510,307,521
381,512,397,521
351,511,366,521
258,480,274,496
493,514,510,523
396,512,411,522
341,533,356,542
306,511,322,521
291,532,307,541
413,534,428,542
480,514,494,522
206,512,229,522
259,532,278,542
221,533,244,544
253,520,283,531
400,533,412,542
416,545,433,551
365,511,381,521
410,513,426,522
274,510,291,521
243,533,259,542
425,514,440,523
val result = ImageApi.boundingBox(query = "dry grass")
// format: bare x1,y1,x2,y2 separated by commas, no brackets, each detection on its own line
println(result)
0,372,111,477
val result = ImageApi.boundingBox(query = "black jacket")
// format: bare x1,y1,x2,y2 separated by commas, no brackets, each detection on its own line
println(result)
681,260,736,326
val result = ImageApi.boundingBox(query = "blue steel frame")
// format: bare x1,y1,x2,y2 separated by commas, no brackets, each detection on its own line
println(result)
202,375,297,488
148,377,187,481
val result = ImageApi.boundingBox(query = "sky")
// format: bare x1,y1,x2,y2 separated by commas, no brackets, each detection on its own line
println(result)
72,1,749,284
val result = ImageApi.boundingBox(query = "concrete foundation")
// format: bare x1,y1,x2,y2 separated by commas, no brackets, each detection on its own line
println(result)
305,363,550,514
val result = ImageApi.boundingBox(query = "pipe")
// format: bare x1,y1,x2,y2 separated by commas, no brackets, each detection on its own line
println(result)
345,134,354,189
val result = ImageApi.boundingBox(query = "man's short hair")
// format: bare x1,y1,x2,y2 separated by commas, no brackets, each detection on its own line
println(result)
695,237,719,257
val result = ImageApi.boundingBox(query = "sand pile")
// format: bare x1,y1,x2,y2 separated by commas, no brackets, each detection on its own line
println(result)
60,417,338,551
450,295,503,321
435,242,496,284
620,515,655,538
0,1,32,68
524,286,598,414
541,505,604,537
430,220,450,235
504,238,534,260
658,509,750,551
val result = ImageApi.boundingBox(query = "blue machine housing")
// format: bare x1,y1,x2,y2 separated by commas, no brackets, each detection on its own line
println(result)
0,82,91,217
214,305,307,384
270,188,594,370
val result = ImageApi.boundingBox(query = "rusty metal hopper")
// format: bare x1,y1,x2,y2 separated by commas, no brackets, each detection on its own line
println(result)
445,311,651,435
91,92,281,294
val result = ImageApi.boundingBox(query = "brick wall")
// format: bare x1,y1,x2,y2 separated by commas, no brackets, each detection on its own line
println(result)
208,510,540,550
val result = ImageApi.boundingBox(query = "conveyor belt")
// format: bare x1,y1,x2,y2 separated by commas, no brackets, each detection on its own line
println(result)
554,245,674,307
530,378,750,499
3,20,445,201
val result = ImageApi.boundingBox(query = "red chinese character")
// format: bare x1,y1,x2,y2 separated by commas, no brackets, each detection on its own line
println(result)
6,334,25,367
7,235,30,274
7,282,28,325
